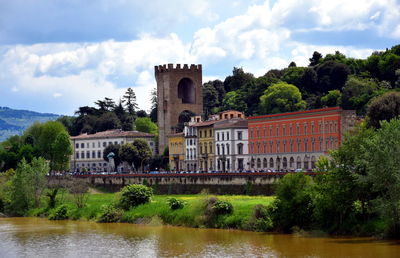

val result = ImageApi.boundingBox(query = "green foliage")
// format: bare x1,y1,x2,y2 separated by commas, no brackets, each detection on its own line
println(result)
68,179,89,208
315,61,350,93
321,90,342,107
259,82,306,114
246,204,274,231
341,76,380,114
135,117,158,135
366,91,400,128
118,184,153,210
5,158,49,216
97,204,123,222
221,91,248,113
122,87,138,116
48,204,69,220
213,200,234,215
119,140,152,172
273,173,313,232
103,143,122,167
167,197,185,210
282,67,305,87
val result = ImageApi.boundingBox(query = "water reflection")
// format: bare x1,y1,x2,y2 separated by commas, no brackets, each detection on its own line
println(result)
0,218,399,257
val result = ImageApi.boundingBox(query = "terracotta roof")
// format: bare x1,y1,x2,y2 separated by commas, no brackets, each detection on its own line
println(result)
70,129,154,140
192,120,219,127
214,118,248,129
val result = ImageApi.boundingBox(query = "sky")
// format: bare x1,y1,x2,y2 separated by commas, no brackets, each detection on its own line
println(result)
0,0,399,115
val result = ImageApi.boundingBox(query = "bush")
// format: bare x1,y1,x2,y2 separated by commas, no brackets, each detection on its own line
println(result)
249,204,274,231
213,200,234,215
273,173,313,232
167,198,185,210
48,204,68,220
97,204,123,223
118,184,153,210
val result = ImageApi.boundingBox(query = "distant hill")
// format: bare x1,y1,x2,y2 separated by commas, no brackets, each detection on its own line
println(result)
0,106,60,142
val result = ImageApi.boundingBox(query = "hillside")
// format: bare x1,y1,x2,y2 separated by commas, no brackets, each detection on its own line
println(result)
0,106,59,142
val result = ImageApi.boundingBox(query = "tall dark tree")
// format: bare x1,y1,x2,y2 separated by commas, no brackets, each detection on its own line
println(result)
95,97,116,113
122,87,138,116
367,91,400,128
309,51,323,66
223,67,254,92
150,88,158,123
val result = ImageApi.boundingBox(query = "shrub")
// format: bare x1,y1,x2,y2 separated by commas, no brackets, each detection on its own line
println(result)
273,173,313,232
48,204,68,220
118,184,153,210
97,204,123,223
213,200,234,215
250,204,274,231
167,198,185,210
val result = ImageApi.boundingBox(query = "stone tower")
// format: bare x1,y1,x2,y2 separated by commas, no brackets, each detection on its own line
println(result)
155,64,203,153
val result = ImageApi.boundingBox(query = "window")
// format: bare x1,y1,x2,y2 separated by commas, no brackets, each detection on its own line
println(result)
237,143,243,155
92,142,95,148
209,143,213,154
304,139,308,152
81,143,84,148
276,141,280,153
92,151,95,159
296,124,300,135
269,126,272,136
276,126,279,137
226,144,230,155
290,140,293,152
227,132,229,140
76,152,79,159
283,125,286,136
263,158,268,168
200,131,202,138
263,127,266,137
256,128,259,138
81,151,85,159
209,129,212,137
103,142,106,147
222,132,225,141
97,151,101,158
297,139,301,152
237,131,243,140
311,123,315,134
263,141,267,153
304,123,308,135
217,133,220,141
75,143,79,149
222,144,225,155
86,151,90,159
289,125,293,136
250,128,253,138
217,144,220,155
114,141,118,145
98,142,101,148
269,158,274,168
87,143,89,148
257,142,260,153
283,140,286,152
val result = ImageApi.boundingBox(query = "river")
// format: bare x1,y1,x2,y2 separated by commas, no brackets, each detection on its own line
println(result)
1,218,400,257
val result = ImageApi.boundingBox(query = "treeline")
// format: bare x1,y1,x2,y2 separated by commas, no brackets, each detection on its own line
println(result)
203,45,400,117
57,87,158,136
0,121,72,172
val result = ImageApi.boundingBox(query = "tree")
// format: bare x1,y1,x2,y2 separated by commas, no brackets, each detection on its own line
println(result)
288,61,296,67
103,144,122,168
25,121,72,171
6,158,49,215
203,82,219,118
221,91,248,113
282,67,306,89
119,143,139,170
367,91,400,128
122,87,138,116
96,112,121,132
95,97,116,113
363,119,400,237
259,82,306,114
341,76,380,114
309,51,323,66
223,67,254,92
137,110,148,118
119,140,152,172
273,173,313,232
321,90,342,107
135,117,158,135
315,61,351,93
150,88,158,123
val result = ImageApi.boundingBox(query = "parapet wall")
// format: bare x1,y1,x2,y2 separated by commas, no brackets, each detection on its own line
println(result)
154,64,202,75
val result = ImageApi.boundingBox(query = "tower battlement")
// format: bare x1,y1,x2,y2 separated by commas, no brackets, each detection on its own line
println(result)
154,64,202,75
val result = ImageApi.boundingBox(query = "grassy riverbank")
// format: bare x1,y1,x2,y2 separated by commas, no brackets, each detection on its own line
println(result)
28,190,275,231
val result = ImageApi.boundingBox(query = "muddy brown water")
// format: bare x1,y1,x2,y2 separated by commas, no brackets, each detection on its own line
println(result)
1,217,400,257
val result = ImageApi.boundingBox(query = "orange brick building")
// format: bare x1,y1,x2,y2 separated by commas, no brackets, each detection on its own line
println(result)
247,107,356,171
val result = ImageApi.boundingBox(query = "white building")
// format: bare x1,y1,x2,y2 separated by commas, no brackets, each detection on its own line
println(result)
183,116,201,171
70,129,155,172
214,118,249,172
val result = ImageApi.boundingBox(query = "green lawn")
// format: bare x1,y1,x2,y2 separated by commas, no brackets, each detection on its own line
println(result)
50,191,275,230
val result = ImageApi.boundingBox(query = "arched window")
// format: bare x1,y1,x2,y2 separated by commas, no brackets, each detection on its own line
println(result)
237,143,243,155
209,142,213,154
289,157,295,168
269,158,274,168
257,158,261,168
177,78,195,103
283,157,288,169
263,158,268,168
311,156,316,169
217,144,220,155
304,156,309,170
226,144,230,155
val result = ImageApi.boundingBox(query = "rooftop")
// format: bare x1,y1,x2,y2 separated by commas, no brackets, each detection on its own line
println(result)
70,129,154,140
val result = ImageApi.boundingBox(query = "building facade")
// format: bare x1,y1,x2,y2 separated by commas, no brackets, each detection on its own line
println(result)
214,118,249,172
247,107,356,171
183,116,201,171
70,129,155,172
167,132,185,172
196,120,217,172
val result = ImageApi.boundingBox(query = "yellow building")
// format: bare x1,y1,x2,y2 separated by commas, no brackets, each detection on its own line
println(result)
167,132,185,172
195,120,217,172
